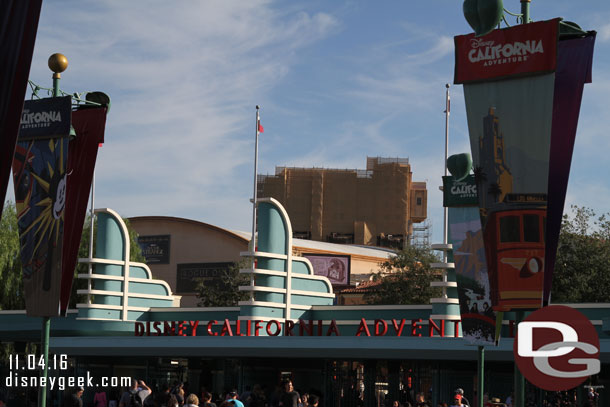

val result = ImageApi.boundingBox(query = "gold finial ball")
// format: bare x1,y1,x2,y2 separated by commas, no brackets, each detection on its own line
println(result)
48,53,68,74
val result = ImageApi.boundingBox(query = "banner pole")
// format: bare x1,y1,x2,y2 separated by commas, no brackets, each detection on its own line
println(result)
521,0,531,24
477,346,485,407
514,310,525,407
38,55,66,407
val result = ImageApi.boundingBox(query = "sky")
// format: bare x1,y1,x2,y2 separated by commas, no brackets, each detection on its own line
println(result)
12,0,610,244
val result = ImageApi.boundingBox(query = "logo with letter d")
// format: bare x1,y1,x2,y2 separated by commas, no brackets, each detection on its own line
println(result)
514,305,600,391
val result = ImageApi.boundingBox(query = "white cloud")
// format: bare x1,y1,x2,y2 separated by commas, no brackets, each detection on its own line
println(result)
26,2,339,229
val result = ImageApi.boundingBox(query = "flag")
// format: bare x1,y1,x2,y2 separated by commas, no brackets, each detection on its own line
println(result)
258,121,264,133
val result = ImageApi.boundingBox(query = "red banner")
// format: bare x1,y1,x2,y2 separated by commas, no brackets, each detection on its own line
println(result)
454,19,560,84
60,107,107,315
0,0,43,218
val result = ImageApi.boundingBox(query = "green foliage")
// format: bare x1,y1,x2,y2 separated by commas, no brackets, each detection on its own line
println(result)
552,206,610,303
196,259,250,307
0,203,24,310
364,245,442,305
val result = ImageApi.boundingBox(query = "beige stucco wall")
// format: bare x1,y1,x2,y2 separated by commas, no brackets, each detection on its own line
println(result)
130,217,390,307
130,216,248,307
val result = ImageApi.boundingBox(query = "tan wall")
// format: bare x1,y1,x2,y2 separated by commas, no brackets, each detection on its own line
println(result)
129,217,248,307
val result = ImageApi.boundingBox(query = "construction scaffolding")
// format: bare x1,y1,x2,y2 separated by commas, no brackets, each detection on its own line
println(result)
257,157,428,248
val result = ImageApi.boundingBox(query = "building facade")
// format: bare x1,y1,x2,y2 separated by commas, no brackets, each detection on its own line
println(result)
257,157,427,248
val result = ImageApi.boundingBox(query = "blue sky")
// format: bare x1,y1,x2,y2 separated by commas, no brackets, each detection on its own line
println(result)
16,0,610,244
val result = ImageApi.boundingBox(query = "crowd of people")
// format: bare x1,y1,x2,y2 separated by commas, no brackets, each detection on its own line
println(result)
1,381,597,407
59,379,323,407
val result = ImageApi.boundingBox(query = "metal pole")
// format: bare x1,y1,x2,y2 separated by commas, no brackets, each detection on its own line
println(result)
443,84,450,293
250,106,260,299
87,172,95,305
477,346,485,407
521,0,531,24
39,68,63,407
514,310,525,407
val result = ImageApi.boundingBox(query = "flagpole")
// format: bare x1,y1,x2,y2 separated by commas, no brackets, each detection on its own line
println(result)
250,106,260,299
443,84,450,287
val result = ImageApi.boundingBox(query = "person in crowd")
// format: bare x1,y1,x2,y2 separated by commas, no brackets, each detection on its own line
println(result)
392,401,402,407
120,379,152,407
184,394,199,407
201,392,216,407
300,393,309,407
250,385,266,407
279,381,301,407
65,387,85,407
454,389,469,407
240,387,252,407
227,392,244,407
95,390,108,407
308,395,319,407
219,402,235,407
488,398,506,407
172,384,185,407
415,393,430,407
504,393,513,407
450,396,464,407
167,396,179,407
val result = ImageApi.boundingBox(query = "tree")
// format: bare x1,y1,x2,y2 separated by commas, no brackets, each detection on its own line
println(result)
551,205,610,303
364,245,442,305
0,203,24,310
196,259,250,307
0,201,145,310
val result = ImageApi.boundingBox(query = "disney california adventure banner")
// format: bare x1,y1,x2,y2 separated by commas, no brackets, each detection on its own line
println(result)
454,19,596,311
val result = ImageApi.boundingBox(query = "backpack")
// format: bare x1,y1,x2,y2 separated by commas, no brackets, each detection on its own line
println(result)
129,392,143,407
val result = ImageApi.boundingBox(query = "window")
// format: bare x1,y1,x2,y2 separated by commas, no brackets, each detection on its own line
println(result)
523,214,540,242
499,215,520,243
416,197,422,205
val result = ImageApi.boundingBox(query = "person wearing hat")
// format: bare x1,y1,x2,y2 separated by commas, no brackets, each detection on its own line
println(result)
227,392,244,407
488,398,506,407
453,389,469,407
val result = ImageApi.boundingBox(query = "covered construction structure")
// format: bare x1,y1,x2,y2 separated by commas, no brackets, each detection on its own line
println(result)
257,157,427,248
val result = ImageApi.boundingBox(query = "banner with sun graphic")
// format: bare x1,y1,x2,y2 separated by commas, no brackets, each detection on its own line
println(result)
12,96,71,317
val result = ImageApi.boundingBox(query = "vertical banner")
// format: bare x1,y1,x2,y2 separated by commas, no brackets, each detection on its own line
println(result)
543,35,595,305
60,107,107,315
0,0,44,217
455,19,595,311
445,175,496,345
12,96,71,317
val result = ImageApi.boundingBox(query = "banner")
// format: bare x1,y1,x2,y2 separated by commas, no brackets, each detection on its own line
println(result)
12,97,71,317
60,107,107,314
303,254,350,286
0,0,44,217
443,175,478,207
448,206,495,345
454,19,559,84
543,35,595,305
456,20,595,311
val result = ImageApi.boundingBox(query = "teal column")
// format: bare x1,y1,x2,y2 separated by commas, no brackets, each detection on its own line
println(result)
95,212,126,305
256,202,288,304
